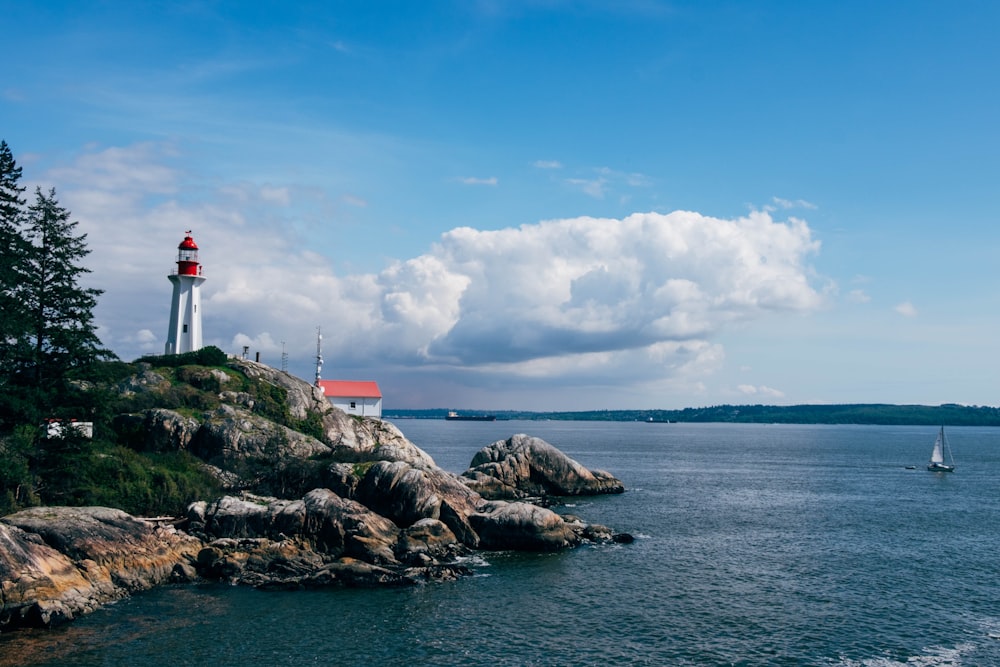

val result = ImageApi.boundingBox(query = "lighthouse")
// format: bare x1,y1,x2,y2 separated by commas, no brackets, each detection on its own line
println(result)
164,232,206,355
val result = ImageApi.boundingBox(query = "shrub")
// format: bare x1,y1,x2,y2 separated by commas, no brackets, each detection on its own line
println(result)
137,345,228,369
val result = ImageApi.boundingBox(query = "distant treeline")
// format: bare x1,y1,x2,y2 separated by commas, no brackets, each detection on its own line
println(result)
384,404,1000,426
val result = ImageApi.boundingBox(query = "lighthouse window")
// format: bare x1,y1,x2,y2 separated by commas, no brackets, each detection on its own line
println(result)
183,324,188,333
350,402,357,409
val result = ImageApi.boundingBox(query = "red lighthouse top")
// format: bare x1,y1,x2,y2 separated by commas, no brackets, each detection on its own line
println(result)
176,232,201,276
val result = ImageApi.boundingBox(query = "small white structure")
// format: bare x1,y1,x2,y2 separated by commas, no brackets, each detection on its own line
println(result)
317,380,383,419
165,232,206,355
44,419,94,439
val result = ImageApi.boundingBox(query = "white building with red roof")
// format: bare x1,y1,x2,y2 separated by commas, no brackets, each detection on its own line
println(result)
317,380,382,419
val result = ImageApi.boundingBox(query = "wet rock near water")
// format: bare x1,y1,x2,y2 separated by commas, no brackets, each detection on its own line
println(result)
0,359,631,631
461,433,626,500
0,507,201,631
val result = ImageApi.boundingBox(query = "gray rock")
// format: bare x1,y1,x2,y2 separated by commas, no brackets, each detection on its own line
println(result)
226,359,437,470
324,414,436,468
112,408,200,452
463,434,625,499
113,366,167,396
227,358,329,422
191,404,331,469
470,501,582,551
355,460,483,548
200,490,401,566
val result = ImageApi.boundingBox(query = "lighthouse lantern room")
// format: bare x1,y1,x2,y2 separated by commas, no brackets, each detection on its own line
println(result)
164,232,207,355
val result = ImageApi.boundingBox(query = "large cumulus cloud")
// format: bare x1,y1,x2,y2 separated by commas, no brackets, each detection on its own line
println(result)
419,211,821,367
43,143,823,404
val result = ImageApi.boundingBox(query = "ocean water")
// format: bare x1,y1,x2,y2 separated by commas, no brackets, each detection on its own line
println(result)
4,421,1000,666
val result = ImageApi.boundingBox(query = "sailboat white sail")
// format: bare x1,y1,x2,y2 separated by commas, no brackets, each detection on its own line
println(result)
927,426,956,472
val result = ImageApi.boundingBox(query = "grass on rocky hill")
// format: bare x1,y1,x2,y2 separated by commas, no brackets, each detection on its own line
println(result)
0,346,324,517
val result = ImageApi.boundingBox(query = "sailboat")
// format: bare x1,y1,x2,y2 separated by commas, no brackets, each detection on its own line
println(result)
927,426,956,472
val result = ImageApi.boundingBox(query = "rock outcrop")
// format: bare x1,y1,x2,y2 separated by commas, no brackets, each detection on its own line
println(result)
462,433,625,499
354,461,483,547
182,489,473,588
1,358,632,631
108,359,435,493
0,507,201,630
470,500,583,551
192,404,331,467
227,360,434,469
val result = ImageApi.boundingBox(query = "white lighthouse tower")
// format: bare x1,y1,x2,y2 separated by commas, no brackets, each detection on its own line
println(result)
164,232,206,355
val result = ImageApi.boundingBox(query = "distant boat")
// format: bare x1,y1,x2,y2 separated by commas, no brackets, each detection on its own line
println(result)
927,426,956,472
446,411,496,422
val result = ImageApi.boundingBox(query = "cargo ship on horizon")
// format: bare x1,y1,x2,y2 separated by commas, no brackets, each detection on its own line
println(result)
445,410,497,422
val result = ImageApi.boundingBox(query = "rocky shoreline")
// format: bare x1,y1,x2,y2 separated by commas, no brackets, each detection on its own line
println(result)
1,439,628,631
0,360,629,632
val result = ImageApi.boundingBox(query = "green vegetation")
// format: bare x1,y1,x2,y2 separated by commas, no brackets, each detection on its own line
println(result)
385,403,1000,426
0,344,337,516
0,140,268,517
0,353,228,516
138,347,229,369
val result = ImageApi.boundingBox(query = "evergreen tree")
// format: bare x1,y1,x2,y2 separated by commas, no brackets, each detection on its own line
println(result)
16,187,115,419
0,140,24,226
0,140,29,382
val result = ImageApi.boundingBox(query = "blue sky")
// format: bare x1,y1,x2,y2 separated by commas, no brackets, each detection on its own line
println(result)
3,1,999,410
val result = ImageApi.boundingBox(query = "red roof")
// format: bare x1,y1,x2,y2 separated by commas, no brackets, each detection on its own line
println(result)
317,380,382,399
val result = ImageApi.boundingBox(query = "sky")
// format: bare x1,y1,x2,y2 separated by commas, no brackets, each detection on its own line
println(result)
3,0,999,411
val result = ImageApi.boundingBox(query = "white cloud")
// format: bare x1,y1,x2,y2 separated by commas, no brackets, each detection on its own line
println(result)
342,194,368,208
847,289,871,303
534,160,562,169
738,384,786,398
259,186,291,205
564,167,651,199
46,143,179,195
457,176,498,186
49,144,824,404
770,197,818,211
566,176,607,198
895,301,918,317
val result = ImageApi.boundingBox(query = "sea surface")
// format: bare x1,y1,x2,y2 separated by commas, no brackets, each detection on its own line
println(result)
4,421,1000,666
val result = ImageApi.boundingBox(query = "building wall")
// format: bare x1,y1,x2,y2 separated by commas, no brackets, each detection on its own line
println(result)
328,396,382,419
165,273,206,354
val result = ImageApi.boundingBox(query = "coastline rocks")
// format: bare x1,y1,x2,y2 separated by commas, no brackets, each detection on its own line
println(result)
0,507,201,630
1,399,632,630
462,434,625,499
197,490,401,565
354,461,482,547
470,501,582,551
187,490,472,589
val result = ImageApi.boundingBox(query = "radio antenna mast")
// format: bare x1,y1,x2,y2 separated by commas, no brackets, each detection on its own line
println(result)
314,327,323,386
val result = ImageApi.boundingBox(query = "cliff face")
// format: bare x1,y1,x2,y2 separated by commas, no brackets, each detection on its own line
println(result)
1,357,628,631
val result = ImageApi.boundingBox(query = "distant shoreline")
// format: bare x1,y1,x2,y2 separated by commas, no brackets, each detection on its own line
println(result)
384,403,1000,427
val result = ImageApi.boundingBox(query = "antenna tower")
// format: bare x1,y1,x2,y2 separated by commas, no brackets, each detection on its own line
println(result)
314,326,323,386
281,341,288,373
